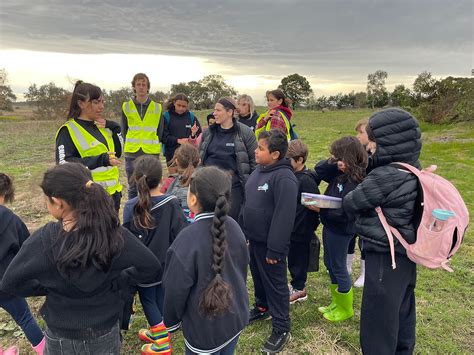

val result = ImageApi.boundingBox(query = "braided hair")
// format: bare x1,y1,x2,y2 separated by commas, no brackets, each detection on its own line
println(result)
189,166,232,318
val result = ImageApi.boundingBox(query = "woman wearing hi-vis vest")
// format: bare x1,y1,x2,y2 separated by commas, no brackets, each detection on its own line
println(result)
255,89,293,140
55,81,123,211
121,73,164,200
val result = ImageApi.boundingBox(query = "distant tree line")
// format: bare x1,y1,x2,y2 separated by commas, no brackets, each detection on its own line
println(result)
1,68,471,123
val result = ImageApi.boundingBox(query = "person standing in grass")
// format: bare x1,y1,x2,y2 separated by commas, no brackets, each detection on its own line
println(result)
344,108,422,354
285,140,320,304
55,81,123,211
255,90,293,140
0,173,45,355
1,163,161,355
242,129,297,353
199,97,257,221
123,155,188,355
162,93,202,170
121,73,164,200
237,94,259,132
163,167,249,355
313,136,368,323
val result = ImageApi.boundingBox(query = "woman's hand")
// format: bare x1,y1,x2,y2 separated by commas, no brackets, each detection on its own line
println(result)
108,152,121,166
306,205,320,212
190,122,199,137
95,118,106,128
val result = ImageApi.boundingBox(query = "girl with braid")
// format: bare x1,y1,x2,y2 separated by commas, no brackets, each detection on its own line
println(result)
163,167,249,355
123,155,188,354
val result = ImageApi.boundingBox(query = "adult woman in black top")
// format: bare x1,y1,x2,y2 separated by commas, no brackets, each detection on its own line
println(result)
199,97,257,220
237,94,259,132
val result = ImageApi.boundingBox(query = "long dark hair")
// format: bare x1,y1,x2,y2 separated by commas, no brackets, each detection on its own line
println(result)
132,155,163,229
40,163,123,274
167,93,189,111
174,143,200,187
189,166,232,318
330,136,368,183
0,173,15,203
68,81,102,119
266,89,292,108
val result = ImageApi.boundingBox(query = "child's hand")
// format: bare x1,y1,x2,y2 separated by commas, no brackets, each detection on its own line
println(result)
337,161,346,172
306,205,320,212
191,123,199,137
266,258,278,265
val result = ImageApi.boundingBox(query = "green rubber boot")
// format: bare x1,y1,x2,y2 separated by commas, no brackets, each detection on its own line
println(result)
323,288,354,322
318,284,338,314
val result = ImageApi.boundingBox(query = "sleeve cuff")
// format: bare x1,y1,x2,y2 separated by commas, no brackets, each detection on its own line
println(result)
266,249,285,260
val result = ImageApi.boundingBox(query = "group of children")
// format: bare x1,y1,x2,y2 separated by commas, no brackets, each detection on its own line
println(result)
1,73,423,355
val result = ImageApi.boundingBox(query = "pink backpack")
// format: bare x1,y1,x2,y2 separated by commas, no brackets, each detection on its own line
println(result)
376,162,469,272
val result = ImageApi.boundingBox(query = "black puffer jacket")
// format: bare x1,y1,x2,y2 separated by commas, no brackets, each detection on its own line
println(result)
343,108,422,254
199,120,257,186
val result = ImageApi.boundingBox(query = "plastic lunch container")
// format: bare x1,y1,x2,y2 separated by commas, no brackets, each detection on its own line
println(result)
301,193,342,209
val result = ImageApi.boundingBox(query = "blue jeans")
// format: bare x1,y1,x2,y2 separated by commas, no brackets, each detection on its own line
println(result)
0,296,43,346
323,227,353,293
138,284,164,326
44,322,120,355
185,335,240,355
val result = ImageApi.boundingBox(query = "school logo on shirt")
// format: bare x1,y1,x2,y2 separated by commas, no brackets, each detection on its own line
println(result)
226,142,235,147
258,182,269,192
337,183,344,193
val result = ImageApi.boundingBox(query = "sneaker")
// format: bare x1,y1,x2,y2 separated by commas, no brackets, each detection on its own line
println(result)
249,306,271,323
289,288,308,304
262,329,291,353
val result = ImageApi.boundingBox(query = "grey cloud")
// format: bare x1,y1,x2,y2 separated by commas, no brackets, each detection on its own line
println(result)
1,0,472,80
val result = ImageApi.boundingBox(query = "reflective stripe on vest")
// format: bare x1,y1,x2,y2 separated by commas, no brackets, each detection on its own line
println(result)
56,120,122,195
255,110,291,141
122,100,162,154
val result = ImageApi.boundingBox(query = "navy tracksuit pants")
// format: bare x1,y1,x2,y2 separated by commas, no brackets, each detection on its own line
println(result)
249,241,290,333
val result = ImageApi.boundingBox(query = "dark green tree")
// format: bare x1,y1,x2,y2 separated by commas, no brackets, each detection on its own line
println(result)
24,82,70,120
367,70,389,108
278,73,313,109
0,69,16,112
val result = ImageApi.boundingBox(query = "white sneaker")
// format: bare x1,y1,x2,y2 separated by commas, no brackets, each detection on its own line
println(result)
354,260,365,288
346,253,355,274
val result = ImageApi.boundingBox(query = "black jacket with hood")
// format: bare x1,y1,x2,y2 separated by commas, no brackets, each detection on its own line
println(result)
199,120,257,187
0,205,30,300
242,158,298,259
0,222,161,339
343,108,422,254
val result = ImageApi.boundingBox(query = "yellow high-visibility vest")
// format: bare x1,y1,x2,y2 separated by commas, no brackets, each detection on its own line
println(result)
255,110,291,141
56,120,122,195
122,100,162,154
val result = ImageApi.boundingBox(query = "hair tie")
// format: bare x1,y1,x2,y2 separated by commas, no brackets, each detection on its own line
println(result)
85,180,94,188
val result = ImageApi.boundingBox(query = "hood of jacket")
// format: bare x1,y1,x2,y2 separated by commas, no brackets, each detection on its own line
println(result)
0,205,14,235
258,157,294,174
368,108,422,169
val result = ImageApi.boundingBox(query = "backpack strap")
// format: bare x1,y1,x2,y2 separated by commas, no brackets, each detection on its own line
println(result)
164,111,170,125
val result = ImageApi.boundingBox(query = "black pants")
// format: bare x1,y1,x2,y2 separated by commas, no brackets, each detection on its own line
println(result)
361,251,417,355
249,241,290,332
348,235,365,259
288,240,310,290
229,184,244,221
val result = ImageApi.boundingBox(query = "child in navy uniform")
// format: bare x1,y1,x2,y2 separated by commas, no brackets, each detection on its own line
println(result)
285,140,320,304
0,173,45,354
313,136,367,322
344,108,422,354
123,155,188,354
163,167,249,355
242,129,298,353
1,163,161,355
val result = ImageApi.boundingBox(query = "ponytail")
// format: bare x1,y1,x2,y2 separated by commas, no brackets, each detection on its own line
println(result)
174,143,200,187
133,175,154,229
40,163,123,274
131,155,163,230
189,166,233,318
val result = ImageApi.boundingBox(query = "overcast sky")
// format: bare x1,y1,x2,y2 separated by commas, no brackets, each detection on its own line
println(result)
1,0,472,103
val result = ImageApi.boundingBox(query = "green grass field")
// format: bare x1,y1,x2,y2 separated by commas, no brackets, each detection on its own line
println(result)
0,109,473,354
